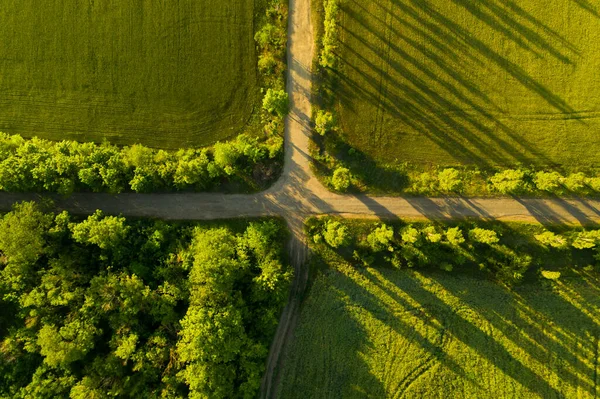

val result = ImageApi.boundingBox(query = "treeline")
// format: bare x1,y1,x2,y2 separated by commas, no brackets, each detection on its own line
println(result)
0,202,291,398
256,0,290,136
0,133,283,194
407,167,600,196
309,217,600,285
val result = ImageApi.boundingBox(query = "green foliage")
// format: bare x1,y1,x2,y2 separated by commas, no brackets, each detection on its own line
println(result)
571,230,600,249
367,224,395,252
437,168,462,193
322,220,351,248
468,228,500,245
0,132,282,194
331,167,352,191
0,202,291,399
320,0,340,68
534,171,563,192
535,230,569,249
445,226,466,246
315,110,336,136
262,89,289,118
489,169,527,194
563,172,587,193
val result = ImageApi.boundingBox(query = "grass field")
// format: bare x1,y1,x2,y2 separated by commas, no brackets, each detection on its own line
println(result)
332,0,600,173
277,246,600,397
0,1,263,149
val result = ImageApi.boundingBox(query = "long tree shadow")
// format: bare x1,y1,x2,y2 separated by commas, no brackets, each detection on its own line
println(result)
324,0,595,188
359,267,598,396
428,272,600,395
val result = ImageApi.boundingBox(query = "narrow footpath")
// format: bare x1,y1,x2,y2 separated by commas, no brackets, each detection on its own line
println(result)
0,0,599,397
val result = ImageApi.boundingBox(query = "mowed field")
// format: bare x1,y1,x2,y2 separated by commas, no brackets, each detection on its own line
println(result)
335,0,600,168
278,257,600,397
0,1,261,148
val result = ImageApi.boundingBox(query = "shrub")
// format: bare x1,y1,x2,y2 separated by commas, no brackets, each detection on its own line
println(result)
587,177,600,192
438,168,462,193
367,224,394,252
534,171,563,192
571,230,600,249
422,226,442,243
535,231,568,249
469,228,500,245
331,167,351,191
411,172,438,194
563,172,587,193
320,0,340,68
315,110,336,136
262,89,289,118
489,169,526,194
322,220,350,248
445,227,465,246
400,226,420,244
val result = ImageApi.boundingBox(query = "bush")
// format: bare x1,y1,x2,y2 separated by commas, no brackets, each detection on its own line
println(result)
331,167,351,191
563,172,587,193
489,169,526,194
367,224,395,252
262,89,289,118
322,220,350,248
535,231,568,249
315,110,336,136
534,171,563,192
571,230,600,249
320,0,340,69
438,168,462,193
469,228,500,245
445,227,465,246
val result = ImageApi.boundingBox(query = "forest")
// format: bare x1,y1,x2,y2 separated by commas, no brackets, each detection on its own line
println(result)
0,202,292,398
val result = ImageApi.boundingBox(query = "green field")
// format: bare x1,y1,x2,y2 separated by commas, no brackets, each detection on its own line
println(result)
277,251,600,397
333,0,600,171
0,1,262,148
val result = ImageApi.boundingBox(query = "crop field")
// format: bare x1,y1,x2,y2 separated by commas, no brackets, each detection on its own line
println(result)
0,1,262,149
334,0,600,169
277,255,600,397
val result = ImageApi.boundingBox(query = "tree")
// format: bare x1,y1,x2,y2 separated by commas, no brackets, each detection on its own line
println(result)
315,110,336,136
322,220,350,248
331,167,351,191
468,228,500,245
445,227,465,246
571,230,600,249
534,171,563,192
438,168,462,193
563,172,587,193
535,231,568,249
70,210,129,251
489,169,526,194
212,142,240,176
422,226,442,243
0,202,53,292
262,89,289,118
400,226,420,244
367,224,394,252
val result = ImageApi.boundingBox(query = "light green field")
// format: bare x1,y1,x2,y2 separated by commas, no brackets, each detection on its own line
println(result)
0,1,262,149
335,0,600,169
278,255,600,397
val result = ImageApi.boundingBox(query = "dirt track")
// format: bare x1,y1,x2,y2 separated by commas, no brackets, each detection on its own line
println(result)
1,0,600,397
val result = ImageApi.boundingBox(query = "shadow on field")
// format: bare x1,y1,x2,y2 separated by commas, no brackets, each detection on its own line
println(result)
327,0,588,185
348,266,599,396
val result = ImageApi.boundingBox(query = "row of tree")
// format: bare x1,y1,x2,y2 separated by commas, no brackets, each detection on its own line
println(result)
310,218,600,284
0,133,283,194
0,202,291,398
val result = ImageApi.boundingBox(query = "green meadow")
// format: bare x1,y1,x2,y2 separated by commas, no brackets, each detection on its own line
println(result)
0,1,263,148
277,235,600,398
330,0,600,184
